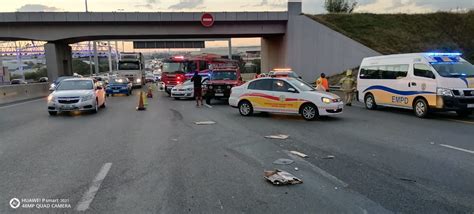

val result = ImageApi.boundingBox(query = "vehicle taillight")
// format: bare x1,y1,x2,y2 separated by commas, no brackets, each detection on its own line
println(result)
177,76,182,80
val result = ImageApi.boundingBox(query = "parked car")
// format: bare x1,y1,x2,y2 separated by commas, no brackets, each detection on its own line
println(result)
171,78,208,100
47,78,106,115
10,79,27,84
145,74,156,83
38,77,49,82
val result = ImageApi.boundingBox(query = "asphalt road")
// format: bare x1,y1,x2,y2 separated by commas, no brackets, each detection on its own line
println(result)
0,89,473,213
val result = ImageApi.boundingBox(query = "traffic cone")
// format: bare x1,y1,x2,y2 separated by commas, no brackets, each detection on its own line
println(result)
136,91,146,111
147,86,153,98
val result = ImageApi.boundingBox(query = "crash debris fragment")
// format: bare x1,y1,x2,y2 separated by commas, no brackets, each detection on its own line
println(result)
264,169,303,185
322,155,335,159
290,151,308,158
264,134,289,140
194,121,216,125
273,158,294,165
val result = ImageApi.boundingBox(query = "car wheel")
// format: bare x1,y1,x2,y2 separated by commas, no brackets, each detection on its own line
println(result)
365,94,377,110
238,100,253,116
300,103,318,121
413,98,429,118
48,111,57,116
456,110,472,118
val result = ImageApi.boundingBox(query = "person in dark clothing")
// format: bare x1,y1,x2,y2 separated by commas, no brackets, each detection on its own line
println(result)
191,71,203,106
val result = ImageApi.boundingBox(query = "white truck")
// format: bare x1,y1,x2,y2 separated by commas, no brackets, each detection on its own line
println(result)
117,52,144,88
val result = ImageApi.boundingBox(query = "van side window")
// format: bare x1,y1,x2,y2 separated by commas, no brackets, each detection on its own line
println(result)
414,64,435,79
359,64,409,79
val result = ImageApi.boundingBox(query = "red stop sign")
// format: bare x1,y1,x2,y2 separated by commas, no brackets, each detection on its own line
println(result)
201,13,214,27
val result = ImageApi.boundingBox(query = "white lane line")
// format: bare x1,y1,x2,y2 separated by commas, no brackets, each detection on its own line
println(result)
447,119,474,125
204,104,213,108
76,163,112,211
0,98,44,109
439,144,474,155
284,151,348,188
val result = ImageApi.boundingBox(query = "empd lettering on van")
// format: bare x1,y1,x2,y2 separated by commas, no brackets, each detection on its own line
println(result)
392,96,409,104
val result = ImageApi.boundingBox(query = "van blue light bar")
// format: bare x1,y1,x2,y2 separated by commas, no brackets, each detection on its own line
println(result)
426,52,462,56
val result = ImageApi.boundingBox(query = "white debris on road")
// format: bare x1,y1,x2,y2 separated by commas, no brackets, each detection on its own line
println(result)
264,169,303,185
265,134,289,140
290,151,308,158
194,121,216,125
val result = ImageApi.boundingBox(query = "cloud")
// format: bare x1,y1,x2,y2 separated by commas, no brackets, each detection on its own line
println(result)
356,0,473,13
16,4,61,12
254,0,286,7
168,0,204,10
135,0,161,9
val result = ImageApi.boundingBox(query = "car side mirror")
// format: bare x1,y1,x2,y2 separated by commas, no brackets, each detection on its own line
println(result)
49,87,55,92
288,88,298,93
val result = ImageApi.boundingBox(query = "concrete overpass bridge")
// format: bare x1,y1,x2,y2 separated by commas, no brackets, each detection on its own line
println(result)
0,1,379,81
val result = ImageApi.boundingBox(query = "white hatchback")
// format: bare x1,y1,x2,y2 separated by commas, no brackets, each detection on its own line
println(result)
229,77,343,120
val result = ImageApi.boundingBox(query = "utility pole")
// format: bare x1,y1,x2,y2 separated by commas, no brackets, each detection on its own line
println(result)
115,41,119,70
93,41,99,75
228,38,232,60
85,0,88,12
88,42,93,76
107,41,112,73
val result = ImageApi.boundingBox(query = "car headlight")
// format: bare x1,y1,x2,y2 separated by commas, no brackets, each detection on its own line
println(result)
47,94,56,102
437,88,453,97
136,79,141,83
209,85,213,89
82,94,94,101
321,97,332,104
187,88,193,91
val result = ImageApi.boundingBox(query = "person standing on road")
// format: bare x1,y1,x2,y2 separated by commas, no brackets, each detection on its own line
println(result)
316,73,329,92
191,71,203,107
339,69,357,106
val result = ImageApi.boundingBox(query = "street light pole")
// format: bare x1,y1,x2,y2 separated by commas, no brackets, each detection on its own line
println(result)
85,0,88,12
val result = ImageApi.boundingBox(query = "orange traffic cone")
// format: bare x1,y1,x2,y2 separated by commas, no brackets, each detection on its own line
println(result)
147,86,153,98
136,91,146,111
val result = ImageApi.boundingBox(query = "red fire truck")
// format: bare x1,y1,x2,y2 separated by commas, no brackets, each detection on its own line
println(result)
161,54,238,95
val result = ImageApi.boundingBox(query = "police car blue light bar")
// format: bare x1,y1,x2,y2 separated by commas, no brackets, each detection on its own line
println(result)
425,52,462,56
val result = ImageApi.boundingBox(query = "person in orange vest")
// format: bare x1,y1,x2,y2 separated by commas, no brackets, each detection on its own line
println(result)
316,73,329,92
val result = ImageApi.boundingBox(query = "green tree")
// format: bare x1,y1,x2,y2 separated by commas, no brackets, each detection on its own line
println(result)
325,0,357,13
252,59,261,74
10,74,22,80
72,59,91,76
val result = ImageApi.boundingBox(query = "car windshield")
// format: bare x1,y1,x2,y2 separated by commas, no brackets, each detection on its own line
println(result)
56,76,73,83
110,78,128,84
431,62,474,77
162,62,183,73
286,78,315,91
211,71,237,80
56,80,93,90
118,62,140,70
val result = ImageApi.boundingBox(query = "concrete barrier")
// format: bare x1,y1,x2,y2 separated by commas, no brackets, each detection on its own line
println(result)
0,83,49,105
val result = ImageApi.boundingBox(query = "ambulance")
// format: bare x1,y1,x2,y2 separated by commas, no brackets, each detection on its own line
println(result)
357,53,474,118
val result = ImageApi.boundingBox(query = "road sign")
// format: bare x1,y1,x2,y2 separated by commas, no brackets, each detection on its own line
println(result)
201,13,214,27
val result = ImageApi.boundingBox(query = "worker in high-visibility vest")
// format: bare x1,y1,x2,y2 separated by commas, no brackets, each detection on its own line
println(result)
339,69,357,106
316,73,329,92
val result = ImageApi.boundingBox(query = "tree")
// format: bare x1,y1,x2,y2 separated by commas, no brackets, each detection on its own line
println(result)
324,0,358,13
72,59,91,76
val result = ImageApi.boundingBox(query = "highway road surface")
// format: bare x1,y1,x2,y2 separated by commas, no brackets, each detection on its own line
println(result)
0,90,473,213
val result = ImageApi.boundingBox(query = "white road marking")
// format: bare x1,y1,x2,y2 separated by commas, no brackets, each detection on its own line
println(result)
284,151,348,188
76,163,112,211
439,144,474,155
0,98,44,109
447,119,474,125
204,104,213,108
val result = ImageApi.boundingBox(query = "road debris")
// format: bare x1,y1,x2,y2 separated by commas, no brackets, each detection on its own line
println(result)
265,134,289,140
399,178,416,183
430,142,435,145
294,167,299,171
264,169,303,185
194,121,216,125
322,155,335,159
290,151,308,158
171,139,178,142
273,158,294,165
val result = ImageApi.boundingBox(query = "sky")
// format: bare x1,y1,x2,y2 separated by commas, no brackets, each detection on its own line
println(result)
3,0,472,14
1,0,472,50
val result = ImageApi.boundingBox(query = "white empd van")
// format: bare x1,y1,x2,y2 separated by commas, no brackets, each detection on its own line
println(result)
357,53,474,118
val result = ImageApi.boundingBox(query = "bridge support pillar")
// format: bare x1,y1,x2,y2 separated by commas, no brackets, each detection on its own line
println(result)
261,36,287,73
45,42,73,81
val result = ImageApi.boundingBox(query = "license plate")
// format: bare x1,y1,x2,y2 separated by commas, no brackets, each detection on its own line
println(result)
113,90,119,93
215,93,224,97
468,104,474,108
61,105,74,110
